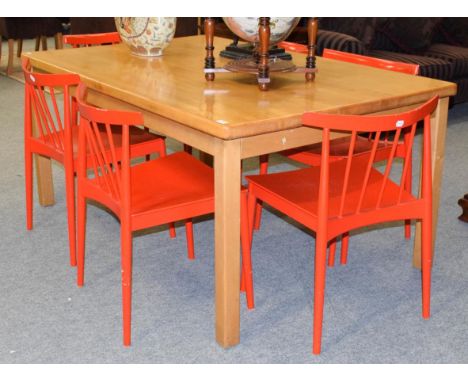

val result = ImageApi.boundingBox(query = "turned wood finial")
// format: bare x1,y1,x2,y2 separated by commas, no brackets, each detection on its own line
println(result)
204,17,216,81
258,17,271,91
306,17,318,82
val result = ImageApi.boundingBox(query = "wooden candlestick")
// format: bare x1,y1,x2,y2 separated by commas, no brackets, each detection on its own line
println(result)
204,17,215,81
257,17,271,91
306,17,318,82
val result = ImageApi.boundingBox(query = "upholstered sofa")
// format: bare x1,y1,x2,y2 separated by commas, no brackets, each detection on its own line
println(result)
287,18,468,104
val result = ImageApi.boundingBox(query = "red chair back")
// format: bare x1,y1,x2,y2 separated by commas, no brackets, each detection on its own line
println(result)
63,32,121,48
277,41,308,54
302,96,437,219
323,49,420,75
75,83,143,202
22,58,80,153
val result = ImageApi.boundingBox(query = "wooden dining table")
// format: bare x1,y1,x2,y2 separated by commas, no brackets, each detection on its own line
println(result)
24,35,457,348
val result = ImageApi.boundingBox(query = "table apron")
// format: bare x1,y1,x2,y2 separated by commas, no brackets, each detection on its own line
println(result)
85,89,219,156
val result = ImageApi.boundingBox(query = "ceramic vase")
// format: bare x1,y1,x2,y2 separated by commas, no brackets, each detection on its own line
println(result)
115,17,177,57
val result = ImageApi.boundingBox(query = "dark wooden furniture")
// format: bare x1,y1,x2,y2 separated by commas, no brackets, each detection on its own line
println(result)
0,17,64,75
458,194,468,223
69,17,199,38
301,17,468,105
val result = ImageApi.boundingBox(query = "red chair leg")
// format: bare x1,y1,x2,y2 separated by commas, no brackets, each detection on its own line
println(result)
240,268,246,292
64,165,77,266
340,232,349,265
25,149,33,231
404,138,413,240
159,140,177,240
253,155,269,231
313,232,328,355
121,223,133,346
144,127,151,161
184,144,192,154
404,220,411,239
241,192,254,309
241,186,257,303
253,201,264,231
421,216,432,319
247,186,257,247
76,194,87,287
169,222,176,238
185,218,195,260
327,238,336,267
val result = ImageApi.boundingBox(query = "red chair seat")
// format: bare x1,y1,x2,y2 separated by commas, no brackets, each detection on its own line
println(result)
282,135,394,166
39,123,165,160
71,123,165,159
131,152,213,212
247,156,416,226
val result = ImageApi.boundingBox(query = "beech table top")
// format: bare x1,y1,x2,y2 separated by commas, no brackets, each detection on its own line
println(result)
25,35,457,140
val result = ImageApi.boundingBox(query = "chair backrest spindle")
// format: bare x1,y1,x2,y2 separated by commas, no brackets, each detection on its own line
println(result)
338,130,358,217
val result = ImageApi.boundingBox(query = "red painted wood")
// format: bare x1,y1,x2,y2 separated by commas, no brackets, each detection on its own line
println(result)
246,96,437,354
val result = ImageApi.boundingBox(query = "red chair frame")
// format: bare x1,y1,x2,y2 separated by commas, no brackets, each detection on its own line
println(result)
323,48,420,75
75,83,254,346
278,41,309,54
272,47,420,263
245,96,437,354
62,32,178,239
63,32,121,48
22,58,166,267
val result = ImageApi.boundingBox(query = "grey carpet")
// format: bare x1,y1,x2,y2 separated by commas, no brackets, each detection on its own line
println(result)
1,66,468,363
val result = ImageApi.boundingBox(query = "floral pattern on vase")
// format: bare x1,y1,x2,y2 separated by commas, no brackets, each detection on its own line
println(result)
115,17,177,57
222,17,301,45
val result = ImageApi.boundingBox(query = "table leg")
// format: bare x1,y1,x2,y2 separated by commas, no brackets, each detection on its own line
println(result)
204,17,215,82
34,155,55,206
413,96,449,268
31,102,55,206
214,138,241,347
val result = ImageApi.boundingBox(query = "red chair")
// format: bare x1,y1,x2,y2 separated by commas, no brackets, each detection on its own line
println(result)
75,83,253,346
63,32,121,48
245,96,437,354
62,32,178,238
278,41,309,54
22,58,167,267
273,47,420,264
323,48,420,75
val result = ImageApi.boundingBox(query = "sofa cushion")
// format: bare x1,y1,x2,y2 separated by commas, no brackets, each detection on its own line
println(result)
0,17,63,39
377,18,442,54
369,50,454,81
70,17,117,34
319,18,376,48
436,18,468,47
453,77,468,104
316,30,366,56
426,43,468,78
